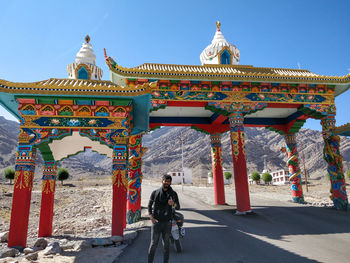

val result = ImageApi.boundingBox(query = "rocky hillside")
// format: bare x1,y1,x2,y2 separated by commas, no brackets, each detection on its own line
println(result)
142,126,350,179
0,117,349,181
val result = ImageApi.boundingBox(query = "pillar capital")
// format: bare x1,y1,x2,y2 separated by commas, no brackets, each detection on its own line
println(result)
207,101,267,115
210,133,221,146
112,145,129,190
41,161,57,194
229,112,244,132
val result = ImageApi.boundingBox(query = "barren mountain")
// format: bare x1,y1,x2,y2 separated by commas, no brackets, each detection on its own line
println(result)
0,117,349,181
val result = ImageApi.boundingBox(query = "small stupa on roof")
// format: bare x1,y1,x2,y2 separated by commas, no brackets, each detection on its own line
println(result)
200,21,240,65
67,35,103,80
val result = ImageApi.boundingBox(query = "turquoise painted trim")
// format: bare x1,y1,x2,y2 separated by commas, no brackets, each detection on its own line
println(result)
77,100,93,105
0,92,20,120
95,112,109,117
20,110,35,115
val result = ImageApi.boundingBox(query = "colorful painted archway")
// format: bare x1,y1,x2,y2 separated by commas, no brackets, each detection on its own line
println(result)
1,25,349,248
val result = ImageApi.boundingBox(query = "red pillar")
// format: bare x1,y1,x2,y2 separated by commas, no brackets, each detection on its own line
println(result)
283,134,304,203
229,113,251,214
127,134,143,223
112,144,128,236
38,161,57,237
210,133,225,205
8,145,37,248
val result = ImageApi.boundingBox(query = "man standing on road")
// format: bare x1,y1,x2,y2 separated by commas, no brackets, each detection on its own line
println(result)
148,174,180,263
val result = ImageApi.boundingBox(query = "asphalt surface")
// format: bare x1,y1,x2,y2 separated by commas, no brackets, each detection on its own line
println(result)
116,184,350,263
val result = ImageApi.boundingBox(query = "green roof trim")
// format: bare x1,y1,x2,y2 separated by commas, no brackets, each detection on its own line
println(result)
289,119,306,134
190,125,210,135
150,126,161,132
298,106,324,119
205,103,230,117
37,98,56,104
265,126,285,135
37,143,54,161
251,82,261,86
150,104,167,113
110,99,133,106
266,119,306,136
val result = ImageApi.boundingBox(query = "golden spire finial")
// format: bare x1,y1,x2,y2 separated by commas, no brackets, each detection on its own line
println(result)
216,21,221,31
85,35,90,43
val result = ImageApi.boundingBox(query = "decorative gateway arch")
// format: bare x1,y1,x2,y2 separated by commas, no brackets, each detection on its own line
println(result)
0,23,349,248
105,22,350,212
0,36,152,248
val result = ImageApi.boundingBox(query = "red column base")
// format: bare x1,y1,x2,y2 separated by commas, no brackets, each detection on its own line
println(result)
213,167,225,205
38,181,55,237
231,131,251,213
8,188,32,248
112,184,127,237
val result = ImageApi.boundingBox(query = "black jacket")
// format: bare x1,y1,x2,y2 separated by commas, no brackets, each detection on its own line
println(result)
148,186,180,222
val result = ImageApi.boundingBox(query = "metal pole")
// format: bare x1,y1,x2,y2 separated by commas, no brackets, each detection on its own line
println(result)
181,133,184,192
301,148,308,192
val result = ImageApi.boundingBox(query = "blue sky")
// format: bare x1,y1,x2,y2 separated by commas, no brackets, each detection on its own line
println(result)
0,0,349,130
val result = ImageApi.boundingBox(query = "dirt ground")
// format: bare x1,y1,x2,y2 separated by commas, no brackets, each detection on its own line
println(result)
0,177,338,262
0,177,334,240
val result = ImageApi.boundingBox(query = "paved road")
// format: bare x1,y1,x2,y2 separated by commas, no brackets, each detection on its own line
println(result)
116,184,350,263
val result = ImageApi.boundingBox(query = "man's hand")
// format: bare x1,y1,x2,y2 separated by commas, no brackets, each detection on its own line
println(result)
150,214,158,223
168,196,174,206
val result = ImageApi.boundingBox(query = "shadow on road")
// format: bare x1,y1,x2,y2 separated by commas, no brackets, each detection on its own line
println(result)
116,204,350,263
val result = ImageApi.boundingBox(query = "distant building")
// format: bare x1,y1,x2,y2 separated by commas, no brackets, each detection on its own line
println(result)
248,169,289,185
207,168,232,185
271,169,290,185
167,167,192,184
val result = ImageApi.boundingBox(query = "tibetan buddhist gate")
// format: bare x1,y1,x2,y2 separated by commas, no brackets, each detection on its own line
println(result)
1,23,350,248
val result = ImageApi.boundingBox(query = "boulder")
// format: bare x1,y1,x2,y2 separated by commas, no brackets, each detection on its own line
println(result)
60,241,75,250
43,242,62,255
0,232,9,243
33,238,48,250
0,248,19,258
0,257,19,263
73,240,92,251
25,252,38,261
23,247,35,255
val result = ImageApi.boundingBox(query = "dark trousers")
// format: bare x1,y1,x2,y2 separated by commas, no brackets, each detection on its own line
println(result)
148,220,172,263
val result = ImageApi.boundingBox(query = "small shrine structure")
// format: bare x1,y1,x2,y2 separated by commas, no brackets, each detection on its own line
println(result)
1,22,350,248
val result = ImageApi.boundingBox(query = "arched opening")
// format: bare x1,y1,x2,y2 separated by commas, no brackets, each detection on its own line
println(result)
77,67,89,79
59,106,73,116
77,106,91,116
220,50,231,65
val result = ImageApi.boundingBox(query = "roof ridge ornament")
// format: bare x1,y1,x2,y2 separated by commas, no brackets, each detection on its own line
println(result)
85,35,90,43
200,21,240,65
216,21,221,31
67,35,103,80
